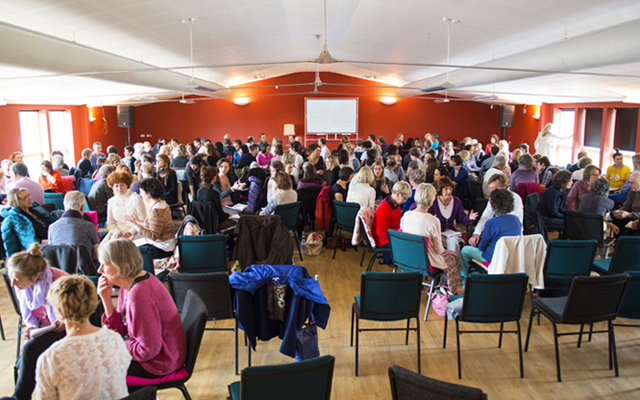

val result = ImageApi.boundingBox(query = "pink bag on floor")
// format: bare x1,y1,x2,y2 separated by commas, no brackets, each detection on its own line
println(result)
431,286,452,317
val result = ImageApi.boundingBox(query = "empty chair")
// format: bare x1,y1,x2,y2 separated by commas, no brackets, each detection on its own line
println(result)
128,290,208,399
274,201,303,261
592,236,640,275
443,273,529,379
388,365,487,400
539,240,597,297
228,355,335,400
332,201,360,260
178,234,228,273
388,229,442,321
351,271,423,376
525,274,630,382
168,272,240,374
564,210,605,247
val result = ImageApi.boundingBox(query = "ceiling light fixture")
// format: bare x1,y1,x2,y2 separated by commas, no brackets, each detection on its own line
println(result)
233,97,249,106
131,96,157,102
362,74,377,80
381,97,397,105
254,75,269,80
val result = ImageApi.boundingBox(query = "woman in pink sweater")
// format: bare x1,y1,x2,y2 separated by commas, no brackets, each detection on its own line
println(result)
98,239,186,379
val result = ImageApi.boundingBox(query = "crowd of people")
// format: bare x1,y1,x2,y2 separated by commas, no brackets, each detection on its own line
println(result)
1,127,639,399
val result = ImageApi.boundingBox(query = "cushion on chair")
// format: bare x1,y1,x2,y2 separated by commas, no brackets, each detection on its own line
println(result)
125,367,189,386
228,381,240,399
592,258,611,275
532,297,568,321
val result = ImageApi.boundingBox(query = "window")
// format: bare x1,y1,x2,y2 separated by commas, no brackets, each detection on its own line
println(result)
614,108,638,151
584,108,603,166
18,110,75,176
552,108,575,166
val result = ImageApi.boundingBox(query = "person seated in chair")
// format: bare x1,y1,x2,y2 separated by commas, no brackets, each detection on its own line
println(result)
98,239,186,380
34,275,131,399
260,172,297,216
48,191,100,260
372,181,411,264
612,171,640,236
197,166,235,231
509,153,539,192
538,170,572,227
461,189,522,276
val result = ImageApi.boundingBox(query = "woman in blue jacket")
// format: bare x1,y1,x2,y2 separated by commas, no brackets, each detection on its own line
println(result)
1,188,38,258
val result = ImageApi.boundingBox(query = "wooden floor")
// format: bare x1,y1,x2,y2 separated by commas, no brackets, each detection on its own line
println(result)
1,243,640,399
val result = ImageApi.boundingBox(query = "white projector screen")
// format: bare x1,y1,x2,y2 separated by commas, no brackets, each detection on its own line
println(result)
305,98,358,134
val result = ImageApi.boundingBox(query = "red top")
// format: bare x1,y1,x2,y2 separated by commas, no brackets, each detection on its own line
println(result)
39,170,65,193
372,196,401,247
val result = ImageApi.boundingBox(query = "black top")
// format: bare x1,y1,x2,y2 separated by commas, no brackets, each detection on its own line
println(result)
327,166,340,187
196,187,229,224
21,208,50,241
374,178,389,200
170,156,189,169
205,155,219,167
331,182,348,202
238,153,256,169
155,169,178,205
184,164,201,194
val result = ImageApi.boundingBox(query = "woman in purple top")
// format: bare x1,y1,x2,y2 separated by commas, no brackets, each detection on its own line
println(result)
98,239,186,379
509,153,539,191
428,177,478,232
297,162,324,189
567,165,601,211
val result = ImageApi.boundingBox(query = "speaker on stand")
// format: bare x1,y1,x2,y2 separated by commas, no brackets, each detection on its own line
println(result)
117,105,134,145
498,105,515,140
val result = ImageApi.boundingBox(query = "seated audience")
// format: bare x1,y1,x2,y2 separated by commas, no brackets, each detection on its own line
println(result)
1,188,50,257
297,162,324,190
205,143,220,167
610,154,640,202
87,165,116,221
509,153,539,191
384,156,405,184
9,162,45,206
197,166,234,230
401,183,463,294
428,177,477,251
325,154,340,187
566,164,601,211
535,156,556,187
267,161,285,203
103,170,146,242
306,143,326,176
256,142,274,168
122,178,176,260
214,158,244,206
579,177,615,216
347,166,376,209
605,150,631,191
7,243,68,400
260,172,297,215
48,191,100,259
538,170,572,227
423,157,438,184
38,160,65,194
331,167,354,202
372,161,390,200
170,144,189,169
612,171,640,236
155,154,178,205
372,181,411,263
461,189,523,276
509,148,522,173
98,239,186,379
76,148,94,177
403,168,426,213
449,154,469,199
34,275,131,400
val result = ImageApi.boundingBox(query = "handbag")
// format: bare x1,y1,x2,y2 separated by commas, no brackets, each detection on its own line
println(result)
431,285,452,317
295,323,320,362
303,232,323,256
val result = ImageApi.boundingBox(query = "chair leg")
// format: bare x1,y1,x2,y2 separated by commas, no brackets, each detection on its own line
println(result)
424,275,439,322
552,322,562,382
0,314,5,341
294,231,303,261
577,324,584,348
443,315,448,349
360,246,366,267
350,305,355,347
517,320,524,378
588,323,594,342
416,316,421,374
176,384,192,400
498,322,504,348
456,319,462,379
405,319,410,345
234,319,239,375
332,230,341,259
355,314,360,376
366,254,376,272
525,307,536,352
609,321,619,377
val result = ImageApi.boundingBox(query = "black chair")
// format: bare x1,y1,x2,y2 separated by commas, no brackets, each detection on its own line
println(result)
388,365,487,400
167,272,240,374
525,274,630,382
118,385,157,400
443,273,529,379
466,178,484,210
332,201,360,260
297,186,322,231
274,201,303,261
130,290,208,399
564,210,606,254
351,271,423,376
41,244,98,275
3,272,24,381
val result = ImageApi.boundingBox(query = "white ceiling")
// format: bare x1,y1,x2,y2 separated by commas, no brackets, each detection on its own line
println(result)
1,0,640,105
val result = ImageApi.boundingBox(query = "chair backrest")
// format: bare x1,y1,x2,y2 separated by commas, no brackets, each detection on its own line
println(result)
359,271,423,321
118,386,157,400
564,210,604,246
468,179,483,201
388,365,487,400
179,234,227,273
333,200,360,232
526,192,540,210
239,355,335,400
543,240,597,281
274,201,301,231
180,290,209,376
358,215,376,249
618,271,640,320
388,230,430,276
561,274,630,324
2,271,21,317
472,198,488,217
168,272,234,320
297,186,322,220
43,192,65,210
77,178,94,196
138,246,155,276
460,273,528,323
608,237,640,274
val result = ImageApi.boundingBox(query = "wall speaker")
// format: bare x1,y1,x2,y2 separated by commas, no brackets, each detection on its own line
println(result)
499,105,515,128
117,105,134,128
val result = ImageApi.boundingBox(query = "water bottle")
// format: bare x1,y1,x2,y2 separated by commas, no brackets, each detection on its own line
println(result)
301,236,306,252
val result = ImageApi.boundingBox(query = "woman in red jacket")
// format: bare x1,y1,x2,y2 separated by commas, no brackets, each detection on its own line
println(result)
372,181,412,263
38,160,65,193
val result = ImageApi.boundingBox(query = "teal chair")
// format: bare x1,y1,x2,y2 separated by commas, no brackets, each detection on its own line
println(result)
526,192,540,210
43,192,64,210
358,216,390,272
614,270,640,328
592,237,640,275
332,201,360,260
178,234,228,273
540,240,597,295
138,246,170,282
388,229,442,322
228,355,335,400
274,201,303,261
443,273,529,379
351,271,423,376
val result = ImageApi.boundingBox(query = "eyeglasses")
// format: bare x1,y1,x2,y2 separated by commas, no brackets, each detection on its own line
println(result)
18,195,31,201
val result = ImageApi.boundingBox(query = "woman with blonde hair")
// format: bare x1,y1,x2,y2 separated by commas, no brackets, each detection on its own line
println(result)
34,275,131,399
346,166,376,209
1,188,50,257
7,243,68,399
401,183,463,294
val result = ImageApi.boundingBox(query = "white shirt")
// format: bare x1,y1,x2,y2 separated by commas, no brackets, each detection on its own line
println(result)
320,145,331,161
473,190,524,236
35,327,131,400
400,210,446,270
346,182,376,209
